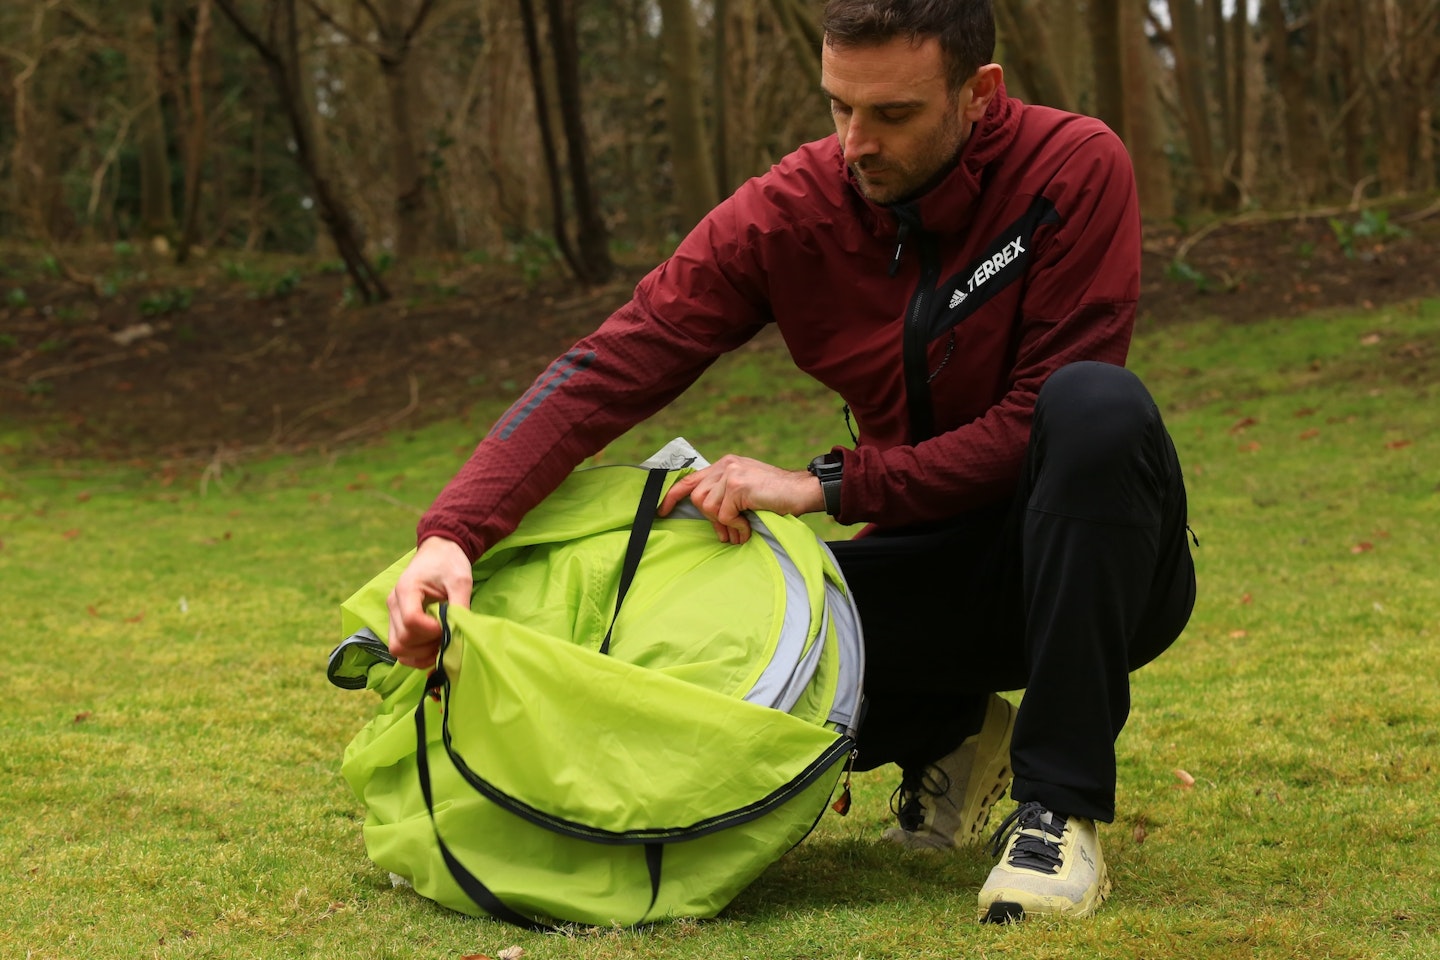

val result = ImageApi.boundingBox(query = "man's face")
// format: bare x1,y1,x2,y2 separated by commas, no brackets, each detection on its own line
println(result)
821,36,973,205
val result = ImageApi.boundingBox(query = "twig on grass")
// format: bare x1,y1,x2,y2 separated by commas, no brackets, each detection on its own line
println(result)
329,375,420,444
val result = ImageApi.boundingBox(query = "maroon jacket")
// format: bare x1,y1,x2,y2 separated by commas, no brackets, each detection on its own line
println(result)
420,88,1141,561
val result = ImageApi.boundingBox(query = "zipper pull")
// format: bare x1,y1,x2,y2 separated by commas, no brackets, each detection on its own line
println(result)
831,749,858,816
889,220,910,277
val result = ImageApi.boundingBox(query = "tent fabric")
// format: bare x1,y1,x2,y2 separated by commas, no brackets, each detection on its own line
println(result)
330,443,865,926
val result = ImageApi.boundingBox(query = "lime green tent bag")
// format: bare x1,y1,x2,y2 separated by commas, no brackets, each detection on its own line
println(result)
328,444,865,927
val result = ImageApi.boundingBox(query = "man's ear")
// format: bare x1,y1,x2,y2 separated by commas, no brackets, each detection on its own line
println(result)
963,63,1004,122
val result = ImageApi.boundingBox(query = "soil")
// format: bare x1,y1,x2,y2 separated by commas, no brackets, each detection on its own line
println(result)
3,201,1439,464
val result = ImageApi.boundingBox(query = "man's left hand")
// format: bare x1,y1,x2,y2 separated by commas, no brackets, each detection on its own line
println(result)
657,455,824,544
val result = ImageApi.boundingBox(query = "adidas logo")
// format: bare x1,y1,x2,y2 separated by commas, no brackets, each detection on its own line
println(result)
949,289,967,309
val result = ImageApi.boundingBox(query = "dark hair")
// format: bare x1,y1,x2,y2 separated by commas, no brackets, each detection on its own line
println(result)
821,0,996,91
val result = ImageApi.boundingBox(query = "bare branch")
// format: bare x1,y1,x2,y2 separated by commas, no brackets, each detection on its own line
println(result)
304,0,385,56
353,0,386,32
404,0,441,44
213,0,281,65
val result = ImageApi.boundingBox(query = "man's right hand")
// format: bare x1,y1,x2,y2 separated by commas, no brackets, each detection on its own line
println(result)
385,536,473,669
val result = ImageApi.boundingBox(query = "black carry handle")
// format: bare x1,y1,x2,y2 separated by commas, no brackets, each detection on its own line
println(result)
598,466,670,656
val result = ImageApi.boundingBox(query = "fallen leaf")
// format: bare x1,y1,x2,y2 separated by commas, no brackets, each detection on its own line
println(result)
86,604,101,617
1240,593,1252,605
1351,542,1374,554
1228,417,1257,434
76,491,92,502
1132,822,1148,844
1239,441,1262,452
73,711,92,724
460,954,493,960
1173,769,1195,789
1293,407,1317,418
499,948,525,960
62,529,81,540
1298,429,1320,440
1375,530,1391,539
1361,333,1382,346
125,611,146,624
1229,629,1248,639
1386,440,1412,450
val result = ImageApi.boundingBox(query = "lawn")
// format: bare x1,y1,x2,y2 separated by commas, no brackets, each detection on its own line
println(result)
1,299,1437,959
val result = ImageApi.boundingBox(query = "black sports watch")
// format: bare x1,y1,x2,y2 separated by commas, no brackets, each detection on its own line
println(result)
807,452,843,517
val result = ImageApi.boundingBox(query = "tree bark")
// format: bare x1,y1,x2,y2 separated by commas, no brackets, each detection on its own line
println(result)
177,0,214,264
1262,0,1325,203
1121,0,1172,219
657,0,719,229
994,0,1075,110
542,0,613,283
213,0,390,301
1088,0,1124,136
132,10,176,239
1166,0,1226,208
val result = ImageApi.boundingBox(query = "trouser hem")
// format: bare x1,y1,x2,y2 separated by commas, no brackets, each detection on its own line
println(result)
1010,776,1114,824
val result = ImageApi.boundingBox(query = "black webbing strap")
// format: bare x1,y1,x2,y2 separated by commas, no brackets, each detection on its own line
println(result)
644,843,664,918
415,651,555,931
598,467,669,656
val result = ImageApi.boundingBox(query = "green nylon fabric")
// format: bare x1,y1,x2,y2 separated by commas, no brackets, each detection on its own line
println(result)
336,464,856,925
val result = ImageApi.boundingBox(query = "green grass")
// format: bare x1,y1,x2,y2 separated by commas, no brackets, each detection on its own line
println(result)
2,301,1438,958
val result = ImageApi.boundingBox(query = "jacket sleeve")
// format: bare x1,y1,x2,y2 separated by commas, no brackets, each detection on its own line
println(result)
416,194,773,562
839,127,1141,526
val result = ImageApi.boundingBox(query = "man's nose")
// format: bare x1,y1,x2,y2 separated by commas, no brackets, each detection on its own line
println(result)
841,118,878,164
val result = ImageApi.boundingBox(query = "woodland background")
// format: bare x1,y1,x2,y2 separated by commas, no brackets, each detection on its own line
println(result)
4,0,1438,295
3,0,1439,461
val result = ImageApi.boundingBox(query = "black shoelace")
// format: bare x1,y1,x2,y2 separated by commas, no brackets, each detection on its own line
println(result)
889,765,952,832
986,801,1068,874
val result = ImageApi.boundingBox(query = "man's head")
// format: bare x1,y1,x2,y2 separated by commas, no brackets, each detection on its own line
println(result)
822,0,996,93
820,0,1002,204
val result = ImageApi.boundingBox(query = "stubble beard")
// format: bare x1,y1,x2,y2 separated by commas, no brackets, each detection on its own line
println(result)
850,102,968,206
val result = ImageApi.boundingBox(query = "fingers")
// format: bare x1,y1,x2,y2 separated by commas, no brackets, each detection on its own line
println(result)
658,470,702,517
384,537,473,670
668,462,754,544
386,580,442,669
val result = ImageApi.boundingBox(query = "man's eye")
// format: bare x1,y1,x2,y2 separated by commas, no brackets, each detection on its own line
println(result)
878,111,911,125
830,101,852,117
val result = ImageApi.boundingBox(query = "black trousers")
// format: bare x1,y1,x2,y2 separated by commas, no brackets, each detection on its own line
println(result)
829,361,1196,823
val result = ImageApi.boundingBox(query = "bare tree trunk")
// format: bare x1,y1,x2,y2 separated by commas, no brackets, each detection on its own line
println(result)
303,0,438,257
1231,0,1253,201
214,0,389,302
177,0,214,264
543,0,612,283
132,10,176,240
712,0,730,195
994,0,1075,110
1048,0,1084,107
1088,0,1124,136
658,0,719,229
769,0,820,86
1262,0,1325,203
1121,0,1172,219
1166,0,1226,208
518,0,612,284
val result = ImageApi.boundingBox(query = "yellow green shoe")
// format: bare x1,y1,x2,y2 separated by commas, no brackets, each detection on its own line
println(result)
882,694,1016,850
978,801,1111,921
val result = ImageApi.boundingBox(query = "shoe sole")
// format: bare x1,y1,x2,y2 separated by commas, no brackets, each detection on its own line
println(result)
959,697,1017,843
979,865,1112,923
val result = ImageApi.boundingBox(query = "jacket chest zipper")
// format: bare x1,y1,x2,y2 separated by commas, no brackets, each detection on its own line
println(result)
901,231,941,444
